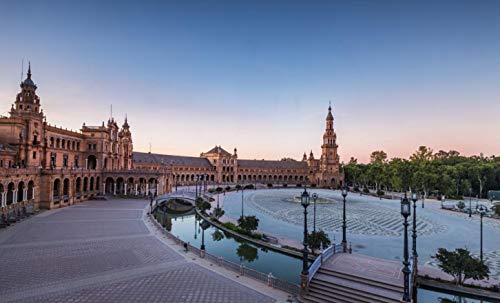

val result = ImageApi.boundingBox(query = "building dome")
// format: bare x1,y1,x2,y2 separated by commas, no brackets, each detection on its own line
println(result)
20,63,37,89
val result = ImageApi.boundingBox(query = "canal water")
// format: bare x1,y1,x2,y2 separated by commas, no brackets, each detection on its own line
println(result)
418,288,498,303
153,209,303,284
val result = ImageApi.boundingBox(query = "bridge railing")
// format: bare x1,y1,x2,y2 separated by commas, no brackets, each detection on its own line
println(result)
308,243,344,282
409,256,415,299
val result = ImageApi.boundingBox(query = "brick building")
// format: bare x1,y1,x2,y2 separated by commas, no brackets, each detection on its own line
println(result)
0,66,343,216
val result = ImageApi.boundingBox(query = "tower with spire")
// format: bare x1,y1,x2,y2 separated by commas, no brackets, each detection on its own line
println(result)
120,116,133,169
320,103,339,170
11,62,44,120
308,103,343,187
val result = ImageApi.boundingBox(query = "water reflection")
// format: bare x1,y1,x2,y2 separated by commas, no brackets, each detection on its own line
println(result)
153,208,302,283
418,288,495,303
237,243,259,263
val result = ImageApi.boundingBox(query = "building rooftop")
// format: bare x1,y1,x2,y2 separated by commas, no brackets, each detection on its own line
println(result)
238,159,308,170
133,152,212,167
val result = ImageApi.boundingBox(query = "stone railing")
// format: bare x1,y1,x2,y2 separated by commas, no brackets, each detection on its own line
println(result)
308,243,345,282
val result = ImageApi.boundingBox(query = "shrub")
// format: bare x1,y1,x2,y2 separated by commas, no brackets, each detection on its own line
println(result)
225,186,231,191
244,184,254,189
283,184,288,188
493,205,500,216
267,183,273,188
311,184,317,188
456,201,465,210
235,184,242,190
353,186,360,192
208,188,215,193
237,215,259,233
296,184,302,187
216,187,223,192
377,189,385,196
198,201,211,212
434,248,489,285
363,187,370,193
213,207,225,218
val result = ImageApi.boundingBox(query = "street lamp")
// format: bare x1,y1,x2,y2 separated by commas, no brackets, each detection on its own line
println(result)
312,193,318,234
469,188,472,218
478,205,487,262
401,194,411,302
241,185,245,218
200,219,210,256
411,191,418,263
300,188,310,279
341,185,348,252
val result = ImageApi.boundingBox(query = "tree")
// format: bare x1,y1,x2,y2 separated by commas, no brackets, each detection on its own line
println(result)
308,230,331,254
211,230,225,242
237,215,259,233
434,248,489,285
236,243,258,262
213,207,225,219
370,151,388,163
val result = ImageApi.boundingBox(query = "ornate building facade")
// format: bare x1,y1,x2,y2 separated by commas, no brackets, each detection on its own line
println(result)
0,66,344,216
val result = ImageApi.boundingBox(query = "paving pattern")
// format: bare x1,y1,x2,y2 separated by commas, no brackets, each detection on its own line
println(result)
246,190,446,237
0,199,277,303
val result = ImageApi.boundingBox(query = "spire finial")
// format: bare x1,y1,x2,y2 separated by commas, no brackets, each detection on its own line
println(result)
328,100,331,111
27,61,32,79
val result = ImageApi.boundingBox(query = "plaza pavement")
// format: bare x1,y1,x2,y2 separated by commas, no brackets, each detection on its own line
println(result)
0,198,292,303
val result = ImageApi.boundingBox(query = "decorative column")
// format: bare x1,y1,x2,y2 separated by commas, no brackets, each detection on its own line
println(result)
32,187,35,201
146,184,149,196
113,183,117,195
85,159,88,169
1,192,6,207
13,190,18,204
135,184,138,195
102,183,106,195
156,183,159,196
124,184,127,196
95,159,98,170
23,189,28,202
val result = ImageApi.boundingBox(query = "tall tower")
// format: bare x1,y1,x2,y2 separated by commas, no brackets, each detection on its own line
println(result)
320,104,339,172
120,116,133,169
9,63,45,167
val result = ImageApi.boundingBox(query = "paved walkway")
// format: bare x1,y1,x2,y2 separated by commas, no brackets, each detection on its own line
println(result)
0,199,291,303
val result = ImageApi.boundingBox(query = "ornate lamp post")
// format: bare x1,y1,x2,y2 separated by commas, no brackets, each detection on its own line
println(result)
217,191,220,209
300,188,310,292
411,191,418,266
401,194,411,302
241,185,245,218
341,185,348,252
200,219,210,257
441,195,445,209
478,205,486,262
469,188,472,218
312,193,318,234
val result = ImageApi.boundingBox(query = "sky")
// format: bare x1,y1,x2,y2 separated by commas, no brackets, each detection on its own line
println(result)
0,0,499,163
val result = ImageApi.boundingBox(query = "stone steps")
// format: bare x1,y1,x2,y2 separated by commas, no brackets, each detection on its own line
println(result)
301,269,403,303
314,273,403,301
318,267,404,293
309,281,401,303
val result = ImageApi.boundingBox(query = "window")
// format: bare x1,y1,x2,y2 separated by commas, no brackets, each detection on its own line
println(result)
32,151,37,159
63,155,68,167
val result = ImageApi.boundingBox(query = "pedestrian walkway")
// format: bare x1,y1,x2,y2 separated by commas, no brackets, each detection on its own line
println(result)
0,198,291,302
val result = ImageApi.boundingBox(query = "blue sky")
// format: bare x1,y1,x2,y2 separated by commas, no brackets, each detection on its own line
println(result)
1,0,499,162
